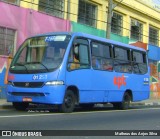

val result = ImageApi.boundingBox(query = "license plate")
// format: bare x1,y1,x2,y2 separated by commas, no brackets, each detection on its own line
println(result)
23,97,32,102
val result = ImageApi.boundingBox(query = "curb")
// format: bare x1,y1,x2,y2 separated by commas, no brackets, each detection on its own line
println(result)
102,101,160,107
131,101,160,106
0,105,13,110
0,101,160,110
144,102,160,106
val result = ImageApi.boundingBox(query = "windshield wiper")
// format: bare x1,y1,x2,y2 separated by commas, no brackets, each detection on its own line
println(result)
15,62,49,72
15,63,29,73
33,62,49,72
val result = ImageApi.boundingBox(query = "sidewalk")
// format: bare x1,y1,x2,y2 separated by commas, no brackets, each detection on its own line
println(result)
0,98,160,110
0,99,13,109
131,98,160,106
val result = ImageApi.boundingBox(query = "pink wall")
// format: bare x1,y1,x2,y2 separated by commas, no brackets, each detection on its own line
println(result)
0,2,70,93
0,2,71,48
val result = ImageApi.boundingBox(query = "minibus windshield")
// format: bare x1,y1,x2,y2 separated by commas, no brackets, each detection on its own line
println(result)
10,35,71,73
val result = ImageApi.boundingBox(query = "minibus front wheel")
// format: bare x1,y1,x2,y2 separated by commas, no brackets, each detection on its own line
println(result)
59,90,76,113
13,102,29,111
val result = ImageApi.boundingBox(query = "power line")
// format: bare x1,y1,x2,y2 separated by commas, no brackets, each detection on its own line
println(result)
18,0,135,26
2,0,160,41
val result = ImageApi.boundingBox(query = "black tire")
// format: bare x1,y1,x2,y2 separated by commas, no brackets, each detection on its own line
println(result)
121,93,131,110
59,90,76,113
13,102,29,111
113,93,131,110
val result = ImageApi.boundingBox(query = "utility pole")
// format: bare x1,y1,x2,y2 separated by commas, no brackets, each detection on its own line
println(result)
106,0,113,39
67,0,70,20
106,0,123,39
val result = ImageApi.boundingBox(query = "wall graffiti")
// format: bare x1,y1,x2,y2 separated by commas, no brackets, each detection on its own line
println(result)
0,56,7,98
149,61,160,99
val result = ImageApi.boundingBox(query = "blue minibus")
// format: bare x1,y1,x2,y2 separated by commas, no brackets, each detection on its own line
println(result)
7,32,150,112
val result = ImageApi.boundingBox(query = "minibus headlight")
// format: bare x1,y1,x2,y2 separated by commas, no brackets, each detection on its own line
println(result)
45,81,64,85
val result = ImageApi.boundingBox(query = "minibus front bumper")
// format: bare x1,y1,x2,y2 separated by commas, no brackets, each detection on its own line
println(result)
6,83,66,105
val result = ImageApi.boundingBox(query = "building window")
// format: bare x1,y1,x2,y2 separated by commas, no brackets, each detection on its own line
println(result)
0,27,16,57
149,26,159,46
111,12,123,35
78,0,97,27
38,0,64,18
2,0,20,5
130,19,143,41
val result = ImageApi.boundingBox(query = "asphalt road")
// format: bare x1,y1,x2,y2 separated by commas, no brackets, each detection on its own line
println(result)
0,106,160,138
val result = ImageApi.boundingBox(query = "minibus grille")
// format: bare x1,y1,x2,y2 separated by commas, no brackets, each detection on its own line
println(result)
13,82,44,88
11,92,45,96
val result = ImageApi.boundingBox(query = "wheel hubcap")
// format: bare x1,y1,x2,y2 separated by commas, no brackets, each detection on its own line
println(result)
65,96,72,108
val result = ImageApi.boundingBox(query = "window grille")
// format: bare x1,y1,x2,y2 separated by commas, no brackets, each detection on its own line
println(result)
111,12,123,35
78,0,97,27
39,0,64,18
149,27,159,46
0,27,16,57
2,0,20,5
130,19,143,41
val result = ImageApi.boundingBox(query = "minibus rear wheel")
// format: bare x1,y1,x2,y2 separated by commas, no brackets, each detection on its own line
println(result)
59,90,76,113
112,92,131,110
13,102,29,111
120,92,131,110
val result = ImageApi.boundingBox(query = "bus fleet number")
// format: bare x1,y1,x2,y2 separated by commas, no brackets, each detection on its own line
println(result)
33,75,47,80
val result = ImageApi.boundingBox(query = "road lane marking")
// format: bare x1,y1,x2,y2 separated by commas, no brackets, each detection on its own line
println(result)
0,107,160,118
72,107,160,115
0,113,64,118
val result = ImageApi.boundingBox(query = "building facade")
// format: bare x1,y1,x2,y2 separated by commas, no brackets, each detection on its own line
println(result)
0,0,160,99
